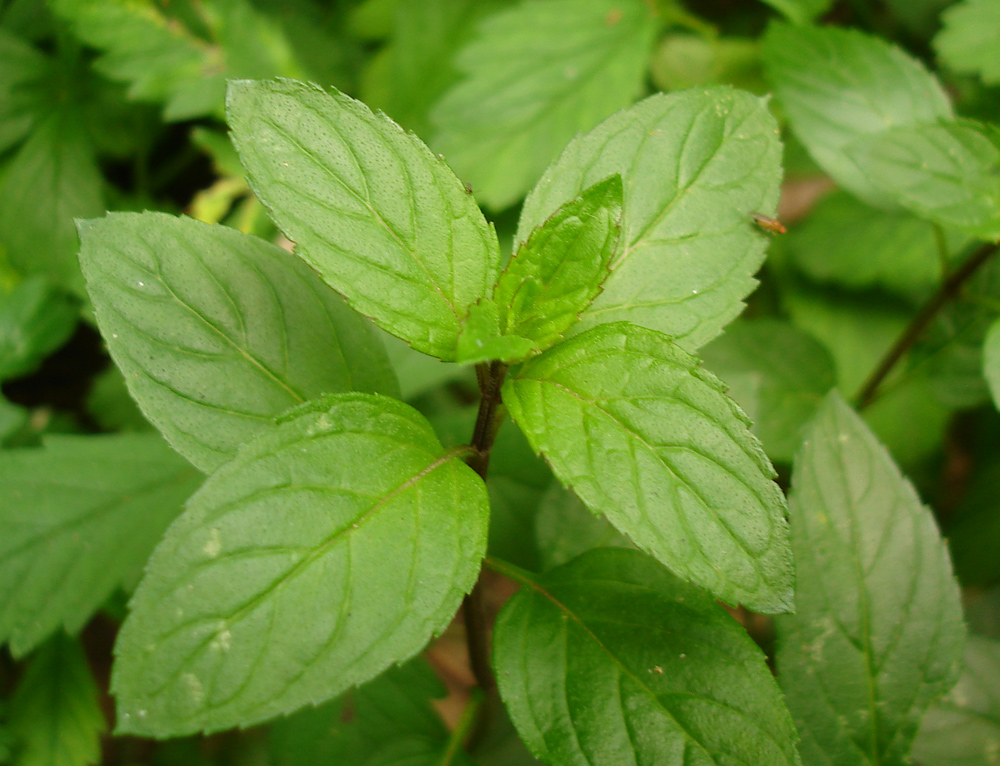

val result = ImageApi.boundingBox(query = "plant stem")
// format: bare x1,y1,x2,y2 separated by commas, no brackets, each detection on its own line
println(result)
855,241,1000,410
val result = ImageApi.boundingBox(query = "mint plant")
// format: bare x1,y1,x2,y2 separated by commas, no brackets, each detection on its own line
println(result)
1,1,999,764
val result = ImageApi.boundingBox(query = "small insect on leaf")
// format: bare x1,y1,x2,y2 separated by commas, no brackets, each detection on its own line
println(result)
751,212,787,234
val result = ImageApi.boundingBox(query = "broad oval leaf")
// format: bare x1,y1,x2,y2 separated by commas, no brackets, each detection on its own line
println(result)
492,548,803,766
430,0,659,211
79,211,398,473
226,78,501,360
0,434,201,657
502,322,794,613
112,393,489,736
763,23,953,206
495,174,622,353
844,121,1000,239
935,0,1000,86
776,392,966,765
516,87,783,352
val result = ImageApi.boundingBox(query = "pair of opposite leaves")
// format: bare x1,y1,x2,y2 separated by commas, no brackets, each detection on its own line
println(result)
80,78,792,736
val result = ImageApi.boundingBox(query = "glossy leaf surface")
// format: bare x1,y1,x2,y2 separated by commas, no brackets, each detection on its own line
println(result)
112,393,489,736
503,322,794,613
79,212,397,473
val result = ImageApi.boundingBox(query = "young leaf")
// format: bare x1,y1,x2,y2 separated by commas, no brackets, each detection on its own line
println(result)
502,321,794,613
757,0,833,25
935,0,1000,85
492,548,803,766
762,23,953,206
226,78,500,361
8,634,105,766
0,276,77,382
700,319,836,462
112,393,489,736
455,299,539,365
494,175,622,352
844,121,1000,239
516,88,783,352
913,635,1000,766
0,434,202,657
430,0,658,211
79,212,398,473
776,392,966,765
984,318,1000,411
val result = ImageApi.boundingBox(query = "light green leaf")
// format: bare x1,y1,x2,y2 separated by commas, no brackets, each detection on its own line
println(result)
914,635,1000,766
269,658,451,766
700,319,836,462
535,483,631,570
502,321,794,613
8,635,105,766
784,190,966,298
495,175,621,352
0,434,201,657
79,212,398,473
776,392,966,765
649,34,764,93
0,27,48,153
430,0,659,210
112,393,489,736
516,87,783,352
0,114,104,294
455,299,539,365
985,318,1000,411
935,0,1000,85
0,394,28,444
51,0,303,121
758,0,832,25
0,276,77,382
763,23,953,206
844,121,1000,239
227,78,500,361
492,548,803,766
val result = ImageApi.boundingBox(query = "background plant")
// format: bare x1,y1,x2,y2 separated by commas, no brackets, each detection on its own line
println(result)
0,0,998,765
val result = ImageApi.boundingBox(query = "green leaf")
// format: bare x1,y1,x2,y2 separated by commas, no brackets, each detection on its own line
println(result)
844,121,1000,239
757,0,832,24
494,175,621,352
8,634,105,766
0,394,28,444
0,277,77,382
502,322,794,613
776,392,966,766
492,548,803,766
763,23,953,206
0,27,48,153
269,658,451,766
79,212,398,473
455,299,539,365
226,78,501,361
985,318,1000,411
649,34,764,93
516,87,783,352
51,0,303,121
784,190,966,299
935,0,1000,85
535,483,631,570
913,635,1000,766
700,319,836,462
85,367,153,433
429,0,658,211
112,393,489,736
0,433,201,657
0,115,104,294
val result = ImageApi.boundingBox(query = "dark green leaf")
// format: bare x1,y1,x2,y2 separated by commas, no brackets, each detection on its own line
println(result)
763,23,953,205
502,322,794,613
0,277,76,382
535,483,631,570
430,0,658,210
112,393,489,735
227,79,500,361
700,318,836,462
8,634,105,766
985,318,1000,411
517,88,783,351
494,175,621,353
0,434,201,657
492,548,803,766
935,0,1000,85
776,392,966,765
945,457,1000,586
79,212,398,473
844,121,1000,239
914,635,1000,766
